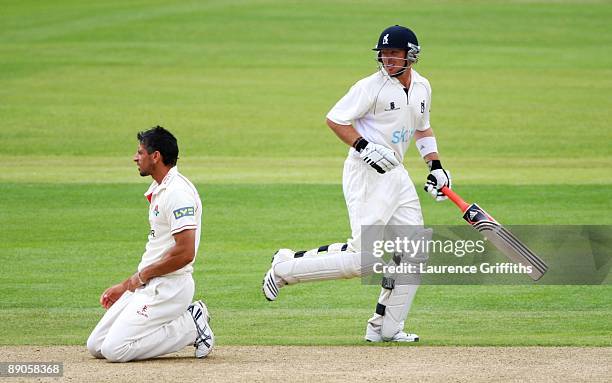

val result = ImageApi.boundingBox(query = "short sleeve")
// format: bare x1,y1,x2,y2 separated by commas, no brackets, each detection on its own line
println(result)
416,81,432,132
165,190,198,235
326,81,373,125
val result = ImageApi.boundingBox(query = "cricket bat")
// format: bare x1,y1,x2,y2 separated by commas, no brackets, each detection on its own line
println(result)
440,186,548,281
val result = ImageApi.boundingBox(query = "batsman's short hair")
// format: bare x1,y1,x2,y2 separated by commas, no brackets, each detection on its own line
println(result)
137,126,179,166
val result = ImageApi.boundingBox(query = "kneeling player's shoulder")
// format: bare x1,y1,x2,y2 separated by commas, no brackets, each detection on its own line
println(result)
169,175,199,199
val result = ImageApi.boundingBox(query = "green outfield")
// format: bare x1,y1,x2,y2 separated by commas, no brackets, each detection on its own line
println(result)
0,0,610,347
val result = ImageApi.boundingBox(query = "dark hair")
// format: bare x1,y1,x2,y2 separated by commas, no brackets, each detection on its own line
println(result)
137,126,179,166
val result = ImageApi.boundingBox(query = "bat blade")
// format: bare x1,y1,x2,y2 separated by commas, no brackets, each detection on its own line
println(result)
463,203,548,281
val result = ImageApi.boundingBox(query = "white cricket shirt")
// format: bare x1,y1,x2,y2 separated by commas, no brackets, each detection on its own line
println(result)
138,166,202,275
327,68,432,162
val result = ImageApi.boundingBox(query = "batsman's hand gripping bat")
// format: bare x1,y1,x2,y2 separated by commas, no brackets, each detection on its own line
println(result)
440,186,548,281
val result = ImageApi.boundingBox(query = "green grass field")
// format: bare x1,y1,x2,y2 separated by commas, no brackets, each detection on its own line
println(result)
0,0,610,347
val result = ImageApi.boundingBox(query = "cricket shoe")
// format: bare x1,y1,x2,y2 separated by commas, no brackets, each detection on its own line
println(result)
262,248,294,301
365,328,419,343
187,300,214,358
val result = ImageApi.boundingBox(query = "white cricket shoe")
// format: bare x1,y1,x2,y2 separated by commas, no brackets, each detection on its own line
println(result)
187,300,214,358
262,249,294,301
365,326,419,343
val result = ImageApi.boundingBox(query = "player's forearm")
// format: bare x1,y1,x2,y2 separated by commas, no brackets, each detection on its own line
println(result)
326,118,361,147
134,229,197,285
138,245,195,282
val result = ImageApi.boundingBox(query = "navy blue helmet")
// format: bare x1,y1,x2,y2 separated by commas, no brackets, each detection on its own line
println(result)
373,25,420,64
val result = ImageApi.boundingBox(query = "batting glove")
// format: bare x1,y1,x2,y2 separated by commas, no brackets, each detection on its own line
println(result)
353,137,400,174
424,160,451,201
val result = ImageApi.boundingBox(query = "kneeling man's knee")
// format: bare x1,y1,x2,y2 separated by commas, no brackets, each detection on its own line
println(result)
86,333,104,359
100,338,131,363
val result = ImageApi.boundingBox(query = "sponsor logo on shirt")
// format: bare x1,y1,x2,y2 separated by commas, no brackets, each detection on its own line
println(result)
421,100,425,113
391,127,416,144
392,128,410,144
173,206,195,219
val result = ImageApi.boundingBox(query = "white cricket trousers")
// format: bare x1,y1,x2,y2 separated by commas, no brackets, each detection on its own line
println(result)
344,155,423,252
273,155,425,339
274,154,424,282
87,274,198,362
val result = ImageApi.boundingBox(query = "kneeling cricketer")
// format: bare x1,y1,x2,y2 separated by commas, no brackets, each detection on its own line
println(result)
87,126,213,362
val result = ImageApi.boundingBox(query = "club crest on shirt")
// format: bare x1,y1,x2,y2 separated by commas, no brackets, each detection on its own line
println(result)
136,304,149,318
173,206,195,219
152,205,160,216
385,101,400,111
136,305,149,318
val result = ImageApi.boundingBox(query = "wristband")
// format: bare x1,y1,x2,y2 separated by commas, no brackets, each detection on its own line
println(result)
415,136,438,158
352,137,369,153
137,272,145,285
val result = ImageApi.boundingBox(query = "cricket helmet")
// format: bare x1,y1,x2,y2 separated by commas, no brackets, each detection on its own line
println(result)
373,25,421,71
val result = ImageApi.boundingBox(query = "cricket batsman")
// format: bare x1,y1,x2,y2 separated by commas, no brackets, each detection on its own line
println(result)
262,25,451,342
87,126,214,361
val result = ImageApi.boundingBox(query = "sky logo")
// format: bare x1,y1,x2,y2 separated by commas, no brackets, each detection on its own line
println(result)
391,128,412,143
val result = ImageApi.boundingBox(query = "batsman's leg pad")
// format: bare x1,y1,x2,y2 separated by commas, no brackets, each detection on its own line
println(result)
377,283,420,341
274,250,362,284
294,243,348,258
368,228,432,341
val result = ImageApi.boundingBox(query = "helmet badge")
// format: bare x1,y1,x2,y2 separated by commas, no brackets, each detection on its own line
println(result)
382,34,389,45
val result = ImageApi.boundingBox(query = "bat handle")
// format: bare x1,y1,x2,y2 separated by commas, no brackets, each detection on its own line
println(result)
440,186,470,213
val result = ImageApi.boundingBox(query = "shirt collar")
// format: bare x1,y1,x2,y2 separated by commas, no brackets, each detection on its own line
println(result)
144,166,178,202
380,67,414,88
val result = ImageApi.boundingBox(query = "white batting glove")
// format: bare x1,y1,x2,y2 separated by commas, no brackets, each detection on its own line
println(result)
353,138,400,174
424,160,451,202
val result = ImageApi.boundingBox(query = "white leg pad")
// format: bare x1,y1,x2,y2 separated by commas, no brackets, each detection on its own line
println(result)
367,228,432,341
274,251,362,284
367,284,420,341
297,243,348,257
